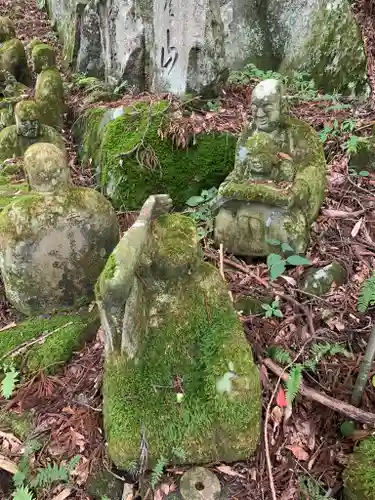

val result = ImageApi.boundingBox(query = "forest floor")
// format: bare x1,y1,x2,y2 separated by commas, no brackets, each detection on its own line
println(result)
1,0,375,499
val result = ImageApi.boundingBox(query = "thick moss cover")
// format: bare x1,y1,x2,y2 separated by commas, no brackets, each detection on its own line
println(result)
281,0,367,95
344,437,375,500
102,214,260,467
0,38,30,86
0,312,99,375
31,43,56,73
35,67,65,129
77,101,236,210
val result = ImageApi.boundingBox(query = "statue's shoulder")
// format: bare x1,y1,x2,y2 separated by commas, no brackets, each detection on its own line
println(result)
285,115,320,142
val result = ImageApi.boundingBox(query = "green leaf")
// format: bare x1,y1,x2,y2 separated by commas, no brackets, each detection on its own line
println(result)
359,170,369,177
266,238,281,246
2,367,19,399
340,420,355,437
272,300,280,308
265,309,272,318
267,346,292,365
261,303,271,311
286,364,303,405
270,261,286,281
185,196,204,207
286,255,311,266
267,253,282,266
273,309,283,318
12,486,35,500
281,242,294,252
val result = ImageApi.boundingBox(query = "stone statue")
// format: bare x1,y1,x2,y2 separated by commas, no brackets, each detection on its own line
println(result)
213,78,326,256
96,196,260,467
33,43,65,129
0,37,30,86
0,100,65,162
0,142,119,315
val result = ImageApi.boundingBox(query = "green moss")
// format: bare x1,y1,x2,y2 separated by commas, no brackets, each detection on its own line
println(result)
220,181,290,204
35,68,65,129
0,312,99,375
31,43,56,73
0,410,34,440
103,262,260,467
15,100,40,121
0,39,29,85
0,181,29,211
281,1,367,95
0,16,15,43
72,107,106,166
344,437,375,500
94,100,236,210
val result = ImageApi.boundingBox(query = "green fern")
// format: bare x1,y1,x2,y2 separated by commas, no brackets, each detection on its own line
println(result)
304,342,349,371
125,459,139,475
357,272,375,312
151,455,167,489
12,486,35,500
172,446,186,461
267,346,292,365
299,476,327,500
286,364,303,406
32,455,80,488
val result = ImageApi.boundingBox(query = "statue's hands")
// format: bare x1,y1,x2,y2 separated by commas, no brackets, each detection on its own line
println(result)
140,194,173,220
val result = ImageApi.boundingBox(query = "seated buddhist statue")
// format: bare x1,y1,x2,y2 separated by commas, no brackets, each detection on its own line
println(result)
0,99,64,162
213,78,326,257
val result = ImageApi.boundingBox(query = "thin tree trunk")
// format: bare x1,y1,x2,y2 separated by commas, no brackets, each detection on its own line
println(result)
351,324,375,407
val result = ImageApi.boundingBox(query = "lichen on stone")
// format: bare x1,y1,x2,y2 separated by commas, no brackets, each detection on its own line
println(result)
0,38,30,85
35,67,65,129
31,43,56,73
0,16,15,43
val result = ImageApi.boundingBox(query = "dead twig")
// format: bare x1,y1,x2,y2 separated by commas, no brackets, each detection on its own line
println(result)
263,357,375,425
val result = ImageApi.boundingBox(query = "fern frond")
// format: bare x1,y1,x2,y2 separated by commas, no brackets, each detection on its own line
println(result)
66,455,80,473
12,486,35,500
358,272,375,312
172,446,186,461
305,342,350,371
150,455,167,489
32,463,69,488
286,364,303,405
125,460,139,475
267,346,292,365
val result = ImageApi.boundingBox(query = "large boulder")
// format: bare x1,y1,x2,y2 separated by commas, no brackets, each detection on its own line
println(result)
0,142,119,316
96,197,261,467
223,0,367,95
72,101,236,211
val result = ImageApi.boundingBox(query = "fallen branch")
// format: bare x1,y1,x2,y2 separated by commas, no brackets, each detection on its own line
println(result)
263,358,375,426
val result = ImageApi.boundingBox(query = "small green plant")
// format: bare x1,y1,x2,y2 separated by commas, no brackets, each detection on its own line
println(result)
357,272,375,312
262,300,283,319
150,455,168,489
266,239,311,281
319,119,357,144
267,346,292,365
185,187,218,239
303,342,349,372
124,459,139,476
12,438,80,499
1,361,20,399
286,364,303,406
206,100,220,112
299,476,327,500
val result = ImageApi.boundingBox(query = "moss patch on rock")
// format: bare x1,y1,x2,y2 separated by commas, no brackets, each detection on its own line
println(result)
0,311,99,375
31,43,56,73
76,101,236,210
103,214,260,468
0,17,15,43
35,67,65,129
0,410,34,440
280,0,367,95
0,38,30,86
344,437,375,500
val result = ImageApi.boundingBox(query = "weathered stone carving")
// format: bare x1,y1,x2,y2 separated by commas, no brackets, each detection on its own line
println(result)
213,78,326,257
0,100,65,162
97,194,260,467
0,16,15,43
0,142,119,315
33,44,65,129
0,38,30,86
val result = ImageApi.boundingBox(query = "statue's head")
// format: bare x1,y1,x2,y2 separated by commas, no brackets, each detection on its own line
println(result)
24,142,71,193
31,43,56,73
15,100,41,138
251,79,285,133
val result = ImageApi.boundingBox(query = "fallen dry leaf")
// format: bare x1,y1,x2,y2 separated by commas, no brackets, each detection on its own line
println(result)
216,464,245,478
0,454,18,475
351,217,363,238
276,387,287,407
286,444,309,461
51,488,72,500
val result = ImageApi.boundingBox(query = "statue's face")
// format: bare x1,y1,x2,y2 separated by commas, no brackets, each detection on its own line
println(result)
16,118,40,138
251,94,281,132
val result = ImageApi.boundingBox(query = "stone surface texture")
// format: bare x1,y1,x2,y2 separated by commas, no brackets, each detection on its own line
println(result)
0,143,119,316
180,467,221,500
44,0,366,95
213,79,326,257
96,196,260,467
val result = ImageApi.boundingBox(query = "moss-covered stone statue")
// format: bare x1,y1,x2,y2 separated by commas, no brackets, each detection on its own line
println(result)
97,195,260,468
213,79,326,257
0,38,30,86
343,437,375,499
0,142,119,316
33,44,65,130
0,17,15,43
0,100,65,162
0,69,28,99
